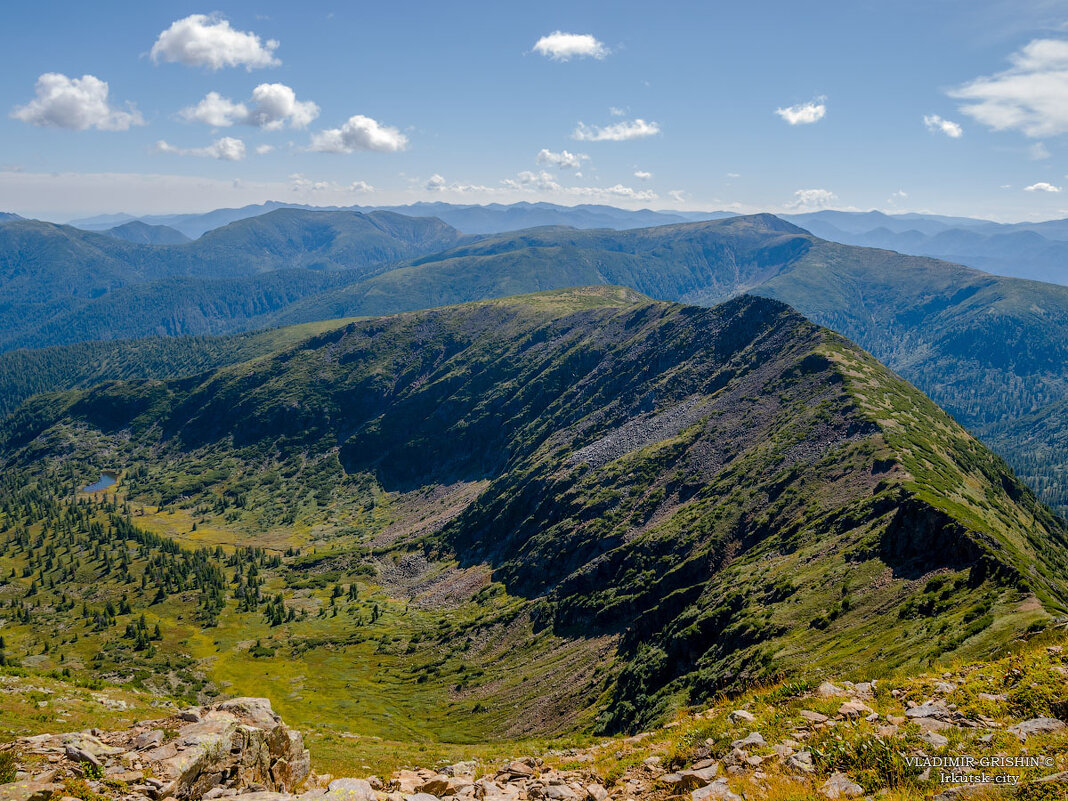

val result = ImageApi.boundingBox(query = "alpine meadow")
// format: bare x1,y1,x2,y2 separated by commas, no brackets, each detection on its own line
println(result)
2,4,1068,801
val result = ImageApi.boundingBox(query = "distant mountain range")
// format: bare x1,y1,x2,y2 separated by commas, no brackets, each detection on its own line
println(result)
67,201,733,239
54,202,1068,286
784,209,1068,285
0,209,466,351
0,209,1066,516
104,220,191,245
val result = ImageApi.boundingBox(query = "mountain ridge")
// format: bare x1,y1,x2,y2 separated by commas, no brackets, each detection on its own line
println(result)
2,288,1064,739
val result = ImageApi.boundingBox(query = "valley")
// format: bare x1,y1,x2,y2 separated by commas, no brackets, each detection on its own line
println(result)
1,288,1065,791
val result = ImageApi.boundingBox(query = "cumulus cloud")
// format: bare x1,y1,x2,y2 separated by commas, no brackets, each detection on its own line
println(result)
180,84,319,129
1029,142,1051,160
572,118,660,142
532,32,609,61
775,97,826,125
503,170,561,191
536,148,588,169
309,115,408,153
254,144,274,155
423,173,497,194
786,188,838,209
11,73,144,131
1025,181,1061,192
923,114,963,138
151,14,280,70
950,38,1068,137
290,173,375,193
567,184,657,201
633,170,652,180
154,136,246,160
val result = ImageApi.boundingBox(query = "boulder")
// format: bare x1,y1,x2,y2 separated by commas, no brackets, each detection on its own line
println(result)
836,700,871,718
727,710,755,723
786,751,814,774
325,778,377,801
730,732,765,749
819,773,864,799
817,682,848,698
691,778,742,801
1008,717,1066,741
0,780,61,801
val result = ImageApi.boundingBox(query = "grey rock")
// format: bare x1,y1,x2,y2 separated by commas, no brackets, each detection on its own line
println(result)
134,730,165,750
730,732,765,749
691,778,742,801
921,731,950,748
1008,717,1066,741
819,772,864,799
325,778,377,801
786,751,814,774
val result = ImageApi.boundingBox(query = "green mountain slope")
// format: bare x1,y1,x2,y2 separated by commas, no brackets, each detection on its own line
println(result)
0,318,361,419
1,288,1064,743
104,220,191,245
4,211,1068,512
261,215,1068,514
0,209,464,350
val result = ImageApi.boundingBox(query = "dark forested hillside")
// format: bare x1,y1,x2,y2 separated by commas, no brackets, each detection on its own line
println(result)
0,209,464,351
2,288,1065,735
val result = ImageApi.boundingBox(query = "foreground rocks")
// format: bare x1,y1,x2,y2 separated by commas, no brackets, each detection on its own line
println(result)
0,698,308,800
4,641,1068,801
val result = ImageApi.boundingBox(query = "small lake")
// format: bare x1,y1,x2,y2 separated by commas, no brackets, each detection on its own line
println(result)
83,471,118,493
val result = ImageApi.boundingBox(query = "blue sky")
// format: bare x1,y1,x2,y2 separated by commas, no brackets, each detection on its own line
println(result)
3,0,1068,220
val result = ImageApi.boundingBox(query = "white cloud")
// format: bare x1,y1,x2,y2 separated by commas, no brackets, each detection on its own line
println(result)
151,14,280,70
668,189,687,203
180,92,246,127
786,188,838,209
923,114,963,138
609,106,625,117
180,84,319,129
950,38,1068,137
309,115,408,153
425,174,447,191
775,98,826,125
504,170,561,191
532,32,609,61
1024,181,1061,192
254,144,274,155
633,170,652,180
572,118,660,142
567,184,657,201
536,148,587,169
290,173,375,193
11,73,144,131
1029,141,1051,160
154,136,246,161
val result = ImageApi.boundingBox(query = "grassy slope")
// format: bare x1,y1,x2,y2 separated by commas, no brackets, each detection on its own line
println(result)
0,210,464,351
0,317,363,419
0,289,1064,771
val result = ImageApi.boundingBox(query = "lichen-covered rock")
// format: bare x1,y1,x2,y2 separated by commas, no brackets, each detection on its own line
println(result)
4,697,309,800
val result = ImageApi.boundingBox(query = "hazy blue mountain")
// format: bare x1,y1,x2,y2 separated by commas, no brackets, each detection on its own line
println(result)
785,210,1068,284
68,201,735,238
0,209,465,351
366,201,733,233
0,212,23,223
104,220,191,245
